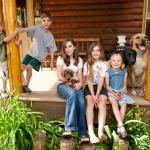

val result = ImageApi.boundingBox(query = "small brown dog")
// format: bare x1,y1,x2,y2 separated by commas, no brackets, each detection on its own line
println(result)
64,68,79,88
128,33,150,96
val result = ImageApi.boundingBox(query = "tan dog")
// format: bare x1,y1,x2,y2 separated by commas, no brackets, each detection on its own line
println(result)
128,33,149,96
64,68,79,88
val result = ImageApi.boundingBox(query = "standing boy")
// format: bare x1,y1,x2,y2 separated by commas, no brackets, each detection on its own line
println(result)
20,12,57,93
0,22,22,98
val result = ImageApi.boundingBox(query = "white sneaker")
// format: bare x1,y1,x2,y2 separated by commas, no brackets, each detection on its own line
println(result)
1,91,8,98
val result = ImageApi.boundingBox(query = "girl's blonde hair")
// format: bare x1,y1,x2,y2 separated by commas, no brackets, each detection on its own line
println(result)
87,42,106,81
60,38,79,67
107,53,125,69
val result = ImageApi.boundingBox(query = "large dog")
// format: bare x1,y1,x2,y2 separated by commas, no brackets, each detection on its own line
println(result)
128,33,150,96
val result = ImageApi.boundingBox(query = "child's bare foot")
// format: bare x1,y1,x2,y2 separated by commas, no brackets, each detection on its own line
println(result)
98,132,107,142
89,134,99,143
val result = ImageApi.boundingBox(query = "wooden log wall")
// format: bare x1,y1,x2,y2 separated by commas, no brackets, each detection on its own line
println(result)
33,0,144,52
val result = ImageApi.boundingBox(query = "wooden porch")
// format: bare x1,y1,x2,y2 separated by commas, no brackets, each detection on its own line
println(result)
20,68,150,123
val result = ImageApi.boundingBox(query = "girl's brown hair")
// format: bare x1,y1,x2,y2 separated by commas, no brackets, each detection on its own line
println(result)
87,42,106,81
61,38,79,67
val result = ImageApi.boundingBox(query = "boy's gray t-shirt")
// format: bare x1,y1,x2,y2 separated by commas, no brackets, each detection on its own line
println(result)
27,26,57,62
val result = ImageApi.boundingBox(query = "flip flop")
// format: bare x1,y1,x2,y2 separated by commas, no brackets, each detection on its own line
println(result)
62,130,72,138
120,125,127,138
116,127,121,138
80,136,89,144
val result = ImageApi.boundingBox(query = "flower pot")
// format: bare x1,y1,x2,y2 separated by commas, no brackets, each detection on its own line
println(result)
117,35,126,46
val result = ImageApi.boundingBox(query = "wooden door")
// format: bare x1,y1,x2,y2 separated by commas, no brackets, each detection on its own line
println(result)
19,32,31,61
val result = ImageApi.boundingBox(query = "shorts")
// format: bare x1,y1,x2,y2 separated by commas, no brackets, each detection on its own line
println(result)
0,61,8,80
22,54,41,72
84,84,108,97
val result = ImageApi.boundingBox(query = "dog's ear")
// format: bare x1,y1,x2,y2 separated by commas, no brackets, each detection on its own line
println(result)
70,70,74,77
130,36,134,45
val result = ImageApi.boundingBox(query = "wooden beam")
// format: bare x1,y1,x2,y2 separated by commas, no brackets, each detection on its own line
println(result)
0,0,4,24
40,2,143,11
41,0,143,5
2,0,22,95
26,0,34,27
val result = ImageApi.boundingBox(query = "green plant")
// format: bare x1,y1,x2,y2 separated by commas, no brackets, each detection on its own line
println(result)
0,91,44,150
38,117,65,150
124,105,150,150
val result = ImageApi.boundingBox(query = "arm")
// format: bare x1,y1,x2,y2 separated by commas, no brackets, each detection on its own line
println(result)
50,52,54,70
96,76,105,102
56,64,68,83
119,72,127,99
105,72,120,99
3,27,26,42
86,75,98,108
73,68,82,90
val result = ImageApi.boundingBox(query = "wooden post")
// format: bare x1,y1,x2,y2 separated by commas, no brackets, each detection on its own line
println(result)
32,130,46,150
145,51,150,100
112,139,129,150
26,0,34,27
2,0,22,95
60,137,76,150
0,0,4,24
79,143,95,150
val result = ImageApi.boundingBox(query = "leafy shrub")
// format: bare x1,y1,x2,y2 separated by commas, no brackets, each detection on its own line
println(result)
0,93,43,150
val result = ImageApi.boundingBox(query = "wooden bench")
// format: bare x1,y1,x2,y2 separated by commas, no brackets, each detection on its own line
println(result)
41,38,100,70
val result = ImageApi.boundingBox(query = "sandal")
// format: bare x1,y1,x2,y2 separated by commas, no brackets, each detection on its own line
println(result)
118,125,127,138
116,127,121,138
80,136,89,144
62,130,72,138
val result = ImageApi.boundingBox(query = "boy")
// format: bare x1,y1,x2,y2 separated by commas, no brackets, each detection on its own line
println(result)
0,22,22,98
20,12,57,93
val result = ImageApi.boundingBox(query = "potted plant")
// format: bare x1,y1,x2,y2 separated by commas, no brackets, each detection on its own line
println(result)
117,28,126,46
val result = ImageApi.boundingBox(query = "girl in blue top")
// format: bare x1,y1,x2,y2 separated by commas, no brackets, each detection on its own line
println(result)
105,53,134,138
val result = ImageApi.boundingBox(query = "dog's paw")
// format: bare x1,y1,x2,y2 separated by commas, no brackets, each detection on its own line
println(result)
138,93,144,97
131,91,137,96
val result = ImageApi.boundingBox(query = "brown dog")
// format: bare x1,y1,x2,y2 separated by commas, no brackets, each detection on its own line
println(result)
64,68,79,88
128,33,149,96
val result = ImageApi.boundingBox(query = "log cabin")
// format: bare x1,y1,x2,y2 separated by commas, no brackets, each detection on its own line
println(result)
0,0,150,122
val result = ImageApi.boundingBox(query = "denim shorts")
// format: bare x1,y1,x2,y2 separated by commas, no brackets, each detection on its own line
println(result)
22,54,41,71
84,84,108,97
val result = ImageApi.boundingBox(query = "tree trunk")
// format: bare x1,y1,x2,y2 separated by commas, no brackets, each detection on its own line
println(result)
32,130,46,150
112,138,129,150
2,0,22,95
79,143,95,150
60,137,76,150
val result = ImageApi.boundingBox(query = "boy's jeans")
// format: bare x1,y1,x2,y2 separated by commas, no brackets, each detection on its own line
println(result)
57,83,87,137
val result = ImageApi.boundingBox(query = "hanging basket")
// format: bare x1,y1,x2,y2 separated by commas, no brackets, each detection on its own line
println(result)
117,35,126,46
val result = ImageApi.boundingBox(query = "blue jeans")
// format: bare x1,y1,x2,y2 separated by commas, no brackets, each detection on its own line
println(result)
57,83,87,137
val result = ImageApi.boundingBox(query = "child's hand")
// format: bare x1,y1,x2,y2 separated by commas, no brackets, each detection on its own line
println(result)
74,82,82,91
113,92,120,100
64,81,72,86
14,39,22,45
92,95,98,109
50,62,54,70
118,93,123,100
16,27,25,33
